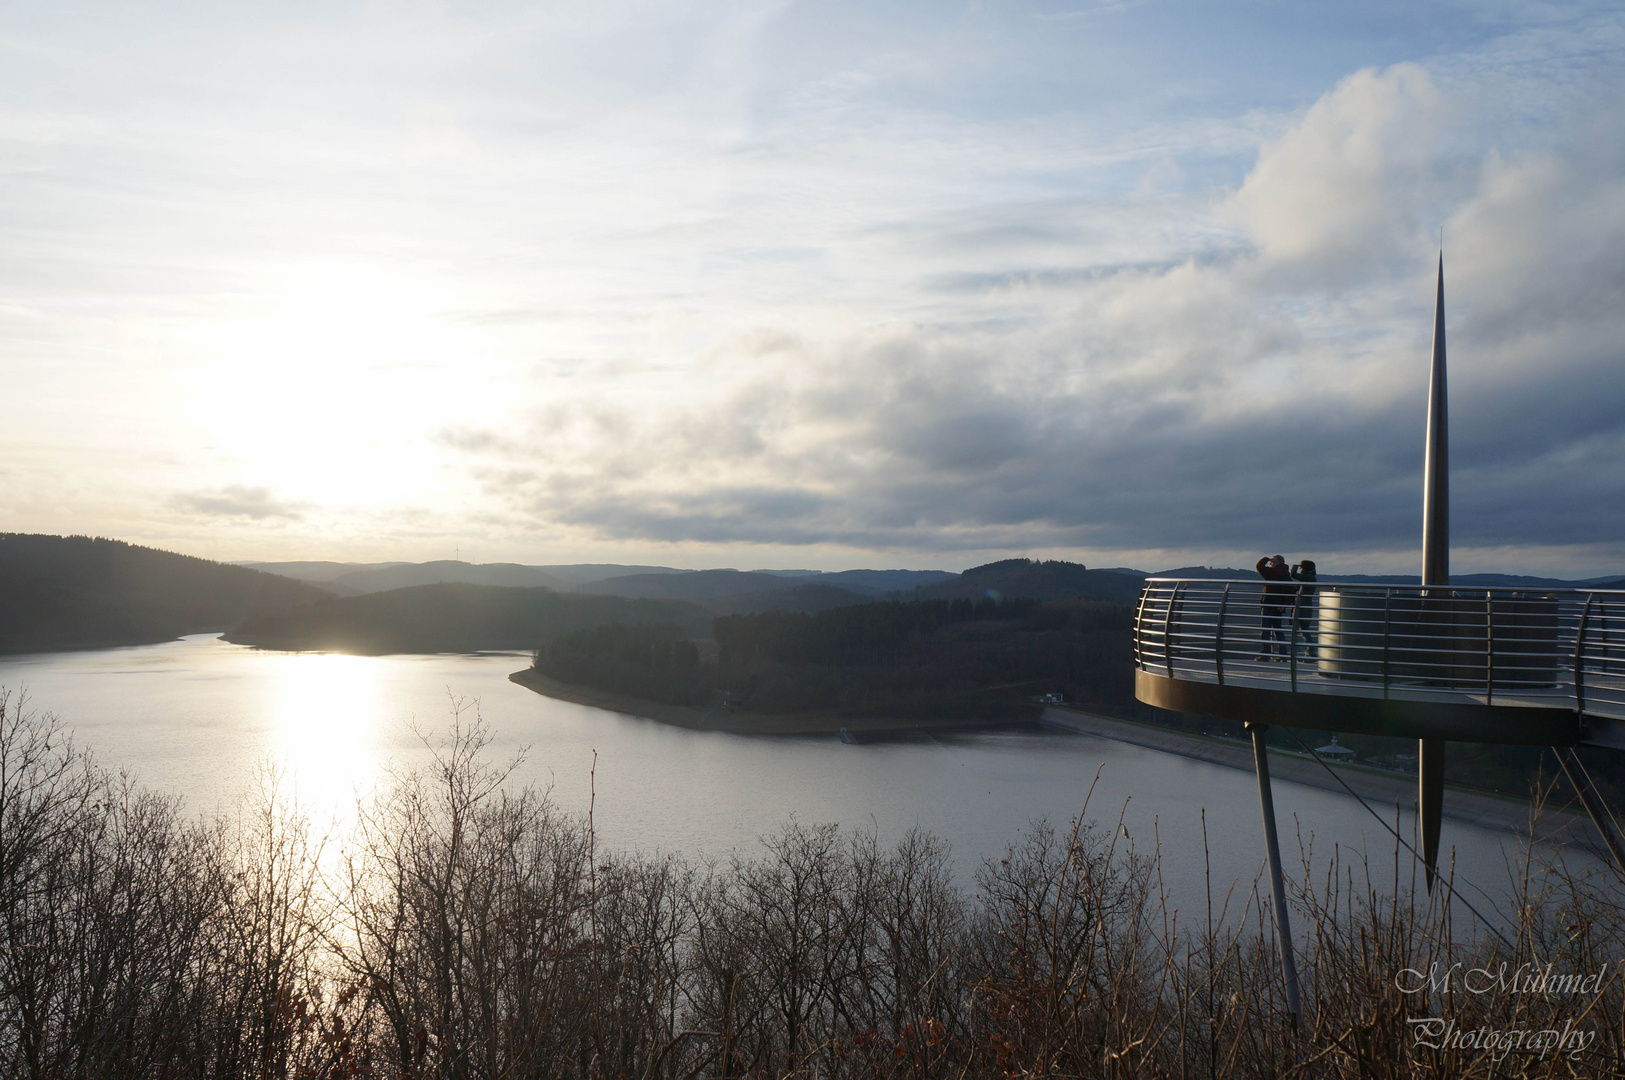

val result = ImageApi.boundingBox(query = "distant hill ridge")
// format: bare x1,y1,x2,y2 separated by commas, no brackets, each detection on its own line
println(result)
217,560,1135,654
576,569,807,602
224,584,710,655
913,559,1146,605
242,559,958,610
241,560,683,592
237,555,1625,614
12,536,1619,658
234,560,410,583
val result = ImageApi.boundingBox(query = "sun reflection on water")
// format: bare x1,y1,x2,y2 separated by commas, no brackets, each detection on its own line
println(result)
268,653,385,824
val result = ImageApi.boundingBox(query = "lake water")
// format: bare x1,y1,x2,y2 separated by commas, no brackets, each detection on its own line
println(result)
0,634,1574,925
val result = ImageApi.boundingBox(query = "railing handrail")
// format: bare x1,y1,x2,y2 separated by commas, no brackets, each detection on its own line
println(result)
1131,577,1625,729
1141,577,1625,598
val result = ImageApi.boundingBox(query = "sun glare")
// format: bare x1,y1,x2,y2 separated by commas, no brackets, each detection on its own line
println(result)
186,263,483,507
269,652,384,820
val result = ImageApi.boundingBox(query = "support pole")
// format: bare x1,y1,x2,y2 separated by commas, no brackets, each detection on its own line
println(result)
1248,722,1303,1022
1419,251,1449,893
1419,739,1445,892
1555,748,1625,877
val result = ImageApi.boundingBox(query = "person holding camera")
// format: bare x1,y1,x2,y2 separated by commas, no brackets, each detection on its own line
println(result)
1255,554,1294,659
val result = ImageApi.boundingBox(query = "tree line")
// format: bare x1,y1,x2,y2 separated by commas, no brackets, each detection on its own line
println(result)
542,622,706,704
3,692,1618,1079
712,596,1040,666
532,596,1139,717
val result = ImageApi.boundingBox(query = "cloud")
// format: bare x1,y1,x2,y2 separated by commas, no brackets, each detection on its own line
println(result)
168,485,304,521
1227,64,1455,283
437,58,1625,572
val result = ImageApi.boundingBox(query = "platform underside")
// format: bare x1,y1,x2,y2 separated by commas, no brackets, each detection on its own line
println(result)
1136,667,1585,746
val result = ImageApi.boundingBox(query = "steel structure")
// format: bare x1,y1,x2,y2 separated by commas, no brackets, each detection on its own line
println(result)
1129,254,1625,1022
1133,580,1625,748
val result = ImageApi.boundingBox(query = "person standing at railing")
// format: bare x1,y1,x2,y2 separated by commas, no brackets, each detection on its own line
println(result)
1256,555,1294,660
1292,559,1318,658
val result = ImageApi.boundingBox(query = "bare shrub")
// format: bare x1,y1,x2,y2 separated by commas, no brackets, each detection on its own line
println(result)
0,691,342,1079
207,771,353,1079
5,688,1624,1078
333,704,609,1078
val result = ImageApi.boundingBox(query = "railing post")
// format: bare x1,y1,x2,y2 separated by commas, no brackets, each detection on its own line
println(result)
1216,584,1231,687
1289,588,1301,692
1134,585,1152,671
1485,589,1494,705
1381,588,1393,700
1165,583,1183,679
1603,601,1613,677
1575,595,1594,717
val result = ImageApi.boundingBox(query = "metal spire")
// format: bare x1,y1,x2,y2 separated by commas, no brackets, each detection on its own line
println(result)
1420,251,1447,891
1422,251,1448,587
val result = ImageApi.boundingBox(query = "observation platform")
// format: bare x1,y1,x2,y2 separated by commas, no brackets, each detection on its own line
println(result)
1133,578,1625,750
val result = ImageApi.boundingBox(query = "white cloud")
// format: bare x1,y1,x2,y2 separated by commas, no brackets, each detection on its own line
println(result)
1227,63,1454,283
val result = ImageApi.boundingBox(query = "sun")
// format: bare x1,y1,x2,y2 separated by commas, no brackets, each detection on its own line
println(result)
183,261,483,508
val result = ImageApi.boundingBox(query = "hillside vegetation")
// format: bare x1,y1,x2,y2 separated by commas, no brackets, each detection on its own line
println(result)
225,583,710,654
533,595,1139,719
0,534,329,653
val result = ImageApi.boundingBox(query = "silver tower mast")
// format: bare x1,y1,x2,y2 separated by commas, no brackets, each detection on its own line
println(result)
1419,252,1448,891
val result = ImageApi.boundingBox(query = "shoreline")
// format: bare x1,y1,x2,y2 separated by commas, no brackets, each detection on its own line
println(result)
508,667,1024,738
510,668,1593,842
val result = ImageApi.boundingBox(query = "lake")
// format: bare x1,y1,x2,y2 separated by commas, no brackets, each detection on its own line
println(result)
0,633,1573,925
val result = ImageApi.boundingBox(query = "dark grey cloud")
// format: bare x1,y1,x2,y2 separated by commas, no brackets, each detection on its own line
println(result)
447,301,1625,562
169,485,303,521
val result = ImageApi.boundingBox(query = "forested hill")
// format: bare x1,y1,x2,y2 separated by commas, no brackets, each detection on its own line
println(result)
224,584,711,654
915,559,1146,605
0,534,330,653
534,595,1141,719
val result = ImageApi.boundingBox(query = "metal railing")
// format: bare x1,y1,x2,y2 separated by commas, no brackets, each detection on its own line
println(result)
1134,578,1625,722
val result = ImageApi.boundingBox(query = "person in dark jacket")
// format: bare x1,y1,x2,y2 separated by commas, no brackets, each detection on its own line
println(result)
1256,555,1293,659
1292,559,1318,656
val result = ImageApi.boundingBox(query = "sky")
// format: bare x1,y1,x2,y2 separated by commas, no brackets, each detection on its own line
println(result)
3,1,1623,576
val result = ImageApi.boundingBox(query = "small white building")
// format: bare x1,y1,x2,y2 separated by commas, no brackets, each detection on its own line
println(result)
1315,735,1355,763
